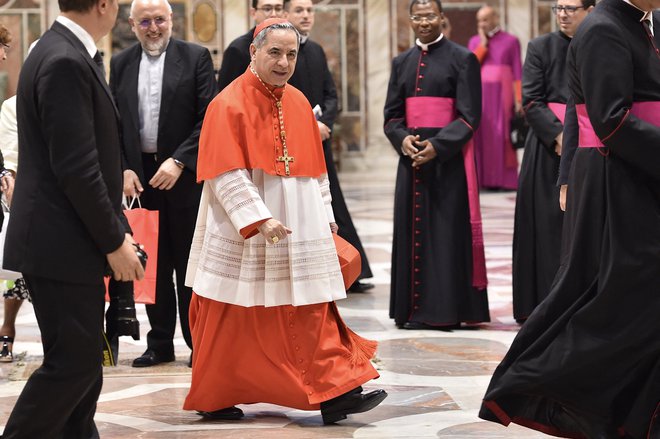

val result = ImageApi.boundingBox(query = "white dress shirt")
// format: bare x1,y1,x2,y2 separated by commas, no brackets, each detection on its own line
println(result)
137,51,166,153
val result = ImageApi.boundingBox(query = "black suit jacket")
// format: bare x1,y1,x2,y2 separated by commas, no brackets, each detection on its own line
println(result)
109,39,217,206
288,39,339,130
217,28,254,91
5,21,127,284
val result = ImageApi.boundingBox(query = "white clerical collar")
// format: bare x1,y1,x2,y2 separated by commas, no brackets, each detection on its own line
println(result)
623,0,654,35
487,26,501,38
300,34,309,44
56,15,97,58
415,34,444,51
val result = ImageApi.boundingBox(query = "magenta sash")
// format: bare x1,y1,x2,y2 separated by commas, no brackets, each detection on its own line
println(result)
547,102,566,125
405,97,488,290
406,97,456,128
577,101,660,147
576,104,604,147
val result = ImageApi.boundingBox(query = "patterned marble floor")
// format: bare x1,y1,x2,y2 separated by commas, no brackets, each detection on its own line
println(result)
0,158,554,438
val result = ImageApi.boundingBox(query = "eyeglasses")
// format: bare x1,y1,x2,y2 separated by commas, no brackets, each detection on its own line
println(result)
255,5,285,15
136,16,169,29
409,14,440,24
551,5,586,15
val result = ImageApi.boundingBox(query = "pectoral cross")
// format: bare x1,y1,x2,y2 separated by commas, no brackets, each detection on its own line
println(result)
277,148,295,176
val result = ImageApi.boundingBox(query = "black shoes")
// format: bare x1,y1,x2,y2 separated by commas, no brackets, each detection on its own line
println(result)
132,349,175,367
348,281,375,293
0,336,13,363
401,322,459,331
321,388,388,425
197,406,244,420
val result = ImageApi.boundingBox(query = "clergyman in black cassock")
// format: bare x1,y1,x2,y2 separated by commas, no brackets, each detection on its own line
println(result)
512,0,593,321
217,0,286,91
479,0,660,437
286,0,374,291
384,0,489,330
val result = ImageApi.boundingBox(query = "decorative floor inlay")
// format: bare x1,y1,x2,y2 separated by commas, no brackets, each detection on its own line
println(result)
0,166,555,438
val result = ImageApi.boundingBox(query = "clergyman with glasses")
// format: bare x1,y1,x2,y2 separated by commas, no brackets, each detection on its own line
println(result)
218,0,286,90
511,0,593,322
109,0,218,368
384,0,489,330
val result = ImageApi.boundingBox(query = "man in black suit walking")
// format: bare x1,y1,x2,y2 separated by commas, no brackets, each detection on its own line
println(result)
286,0,374,292
1,0,145,436
109,0,217,368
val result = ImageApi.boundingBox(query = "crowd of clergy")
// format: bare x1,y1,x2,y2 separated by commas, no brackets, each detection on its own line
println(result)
0,0,658,437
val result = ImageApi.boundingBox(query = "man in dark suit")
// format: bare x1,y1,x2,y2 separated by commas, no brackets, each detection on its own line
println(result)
109,0,217,368
217,0,286,91
286,0,374,292
1,0,145,436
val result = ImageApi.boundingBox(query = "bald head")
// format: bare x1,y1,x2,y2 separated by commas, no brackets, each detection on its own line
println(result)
476,5,499,34
129,0,173,56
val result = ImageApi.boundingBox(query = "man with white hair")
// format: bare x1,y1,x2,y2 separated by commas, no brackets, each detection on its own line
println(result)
109,0,217,368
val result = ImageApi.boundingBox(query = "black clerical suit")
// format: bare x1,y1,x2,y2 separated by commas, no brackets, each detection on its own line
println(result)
480,2,660,437
384,37,490,328
512,31,569,321
217,27,254,91
110,39,217,358
2,21,128,438
288,37,373,284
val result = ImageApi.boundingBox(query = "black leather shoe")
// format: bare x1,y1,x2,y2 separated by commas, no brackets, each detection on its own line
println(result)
197,406,244,420
402,321,458,331
131,349,175,368
348,281,375,293
321,389,387,424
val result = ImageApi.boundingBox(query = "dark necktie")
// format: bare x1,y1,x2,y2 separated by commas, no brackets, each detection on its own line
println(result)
93,51,105,76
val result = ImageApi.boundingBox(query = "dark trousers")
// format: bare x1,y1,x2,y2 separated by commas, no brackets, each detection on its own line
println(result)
323,140,373,280
2,275,104,439
140,154,198,354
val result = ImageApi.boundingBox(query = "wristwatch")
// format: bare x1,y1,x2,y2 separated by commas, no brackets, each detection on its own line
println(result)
173,158,185,169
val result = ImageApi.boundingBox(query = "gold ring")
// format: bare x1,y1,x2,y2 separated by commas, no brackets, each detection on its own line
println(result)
271,236,279,244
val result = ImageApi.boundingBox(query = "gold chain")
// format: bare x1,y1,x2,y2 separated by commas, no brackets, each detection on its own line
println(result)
250,65,295,175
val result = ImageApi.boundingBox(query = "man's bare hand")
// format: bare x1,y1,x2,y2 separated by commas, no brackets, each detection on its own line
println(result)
330,222,338,233
258,218,292,244
1,174,14,206
149,158,183,190
410,139,437,168
401,135,420,157
559,184,568,211
555,132,563,156
123,169,144,197
478,27,489,47
515,101,523,116
317,121,332,141
107,235,145,281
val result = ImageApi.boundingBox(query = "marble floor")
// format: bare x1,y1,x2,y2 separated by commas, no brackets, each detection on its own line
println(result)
0,161,555,438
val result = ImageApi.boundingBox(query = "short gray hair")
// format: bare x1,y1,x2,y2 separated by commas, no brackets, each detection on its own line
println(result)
253,22,301,49
130,0,172,18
